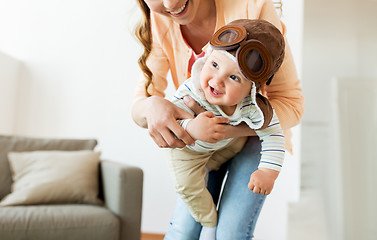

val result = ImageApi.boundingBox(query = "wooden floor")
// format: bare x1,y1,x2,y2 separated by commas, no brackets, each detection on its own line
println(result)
141,233,165,240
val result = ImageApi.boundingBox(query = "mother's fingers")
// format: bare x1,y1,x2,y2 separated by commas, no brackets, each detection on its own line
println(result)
169,122,195,147
159,126,188,148
183,96,206,116
148,128,169,148
148,124,182,148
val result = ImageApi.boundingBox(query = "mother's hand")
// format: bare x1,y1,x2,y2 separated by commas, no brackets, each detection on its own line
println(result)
182,96,206,116
145,96,195,148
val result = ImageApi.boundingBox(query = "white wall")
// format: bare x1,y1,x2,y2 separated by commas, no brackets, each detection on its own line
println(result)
0,0,175,233
0,0,303,235
302,0,377,239
0,51,19,134
302,0,377,123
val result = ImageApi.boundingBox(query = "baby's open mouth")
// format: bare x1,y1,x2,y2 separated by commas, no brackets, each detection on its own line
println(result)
210,86,222,96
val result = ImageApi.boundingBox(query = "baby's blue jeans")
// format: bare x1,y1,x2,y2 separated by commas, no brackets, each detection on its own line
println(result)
164,136,266,240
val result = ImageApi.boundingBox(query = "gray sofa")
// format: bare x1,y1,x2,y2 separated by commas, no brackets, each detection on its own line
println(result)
0,135,143,240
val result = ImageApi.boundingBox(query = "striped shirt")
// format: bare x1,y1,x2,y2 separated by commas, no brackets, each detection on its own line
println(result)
171,78,285,172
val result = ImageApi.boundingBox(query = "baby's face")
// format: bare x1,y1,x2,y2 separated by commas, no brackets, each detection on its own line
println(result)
200,50,252,115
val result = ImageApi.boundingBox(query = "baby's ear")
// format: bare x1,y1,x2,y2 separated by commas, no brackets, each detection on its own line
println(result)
255,93,273,130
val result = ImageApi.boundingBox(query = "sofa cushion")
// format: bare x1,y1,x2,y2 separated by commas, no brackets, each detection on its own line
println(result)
0,204,119,240
1,150,101,206
0,135,97,200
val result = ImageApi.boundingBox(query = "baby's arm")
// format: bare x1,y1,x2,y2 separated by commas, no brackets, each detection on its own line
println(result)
248,111,285,195
183,95,258,139
223,122,257,138
178,111,229,143
172,81,229,143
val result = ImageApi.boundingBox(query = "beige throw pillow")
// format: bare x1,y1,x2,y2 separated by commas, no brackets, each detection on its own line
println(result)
0,150,101,206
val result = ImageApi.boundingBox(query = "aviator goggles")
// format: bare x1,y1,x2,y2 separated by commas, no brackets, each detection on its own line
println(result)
210,25,273,85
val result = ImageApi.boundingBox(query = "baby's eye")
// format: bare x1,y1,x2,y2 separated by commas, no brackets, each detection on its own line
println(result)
230,75,240,82
212,61,219,69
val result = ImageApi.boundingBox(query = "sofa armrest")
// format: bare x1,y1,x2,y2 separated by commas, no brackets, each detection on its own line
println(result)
100,160,143,240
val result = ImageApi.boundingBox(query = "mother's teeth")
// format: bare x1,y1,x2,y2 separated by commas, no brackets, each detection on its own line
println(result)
170,2,187,15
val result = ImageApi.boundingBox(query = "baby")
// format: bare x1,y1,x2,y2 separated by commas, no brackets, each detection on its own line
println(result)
167,19,286,239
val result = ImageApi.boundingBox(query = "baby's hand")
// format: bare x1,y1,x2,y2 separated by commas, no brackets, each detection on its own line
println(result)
186,111,229,143
248,168,279,195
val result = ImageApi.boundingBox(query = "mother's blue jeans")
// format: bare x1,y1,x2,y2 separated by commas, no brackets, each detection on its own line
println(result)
164,136,266,240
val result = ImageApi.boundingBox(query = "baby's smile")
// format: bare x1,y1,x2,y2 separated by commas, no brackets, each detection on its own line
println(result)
209,86,223,96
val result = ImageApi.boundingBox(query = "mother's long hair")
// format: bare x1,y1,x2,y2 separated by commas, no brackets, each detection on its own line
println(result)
135,0,153,97
134,0,283,97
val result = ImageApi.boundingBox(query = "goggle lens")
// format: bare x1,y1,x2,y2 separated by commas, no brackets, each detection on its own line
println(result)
218,30,239,44
245,49,264,73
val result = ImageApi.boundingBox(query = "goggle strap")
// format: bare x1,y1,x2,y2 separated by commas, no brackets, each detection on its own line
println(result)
266,74,274,85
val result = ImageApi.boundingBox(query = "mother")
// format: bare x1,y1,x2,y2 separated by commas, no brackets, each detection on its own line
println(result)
132,0,304,239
